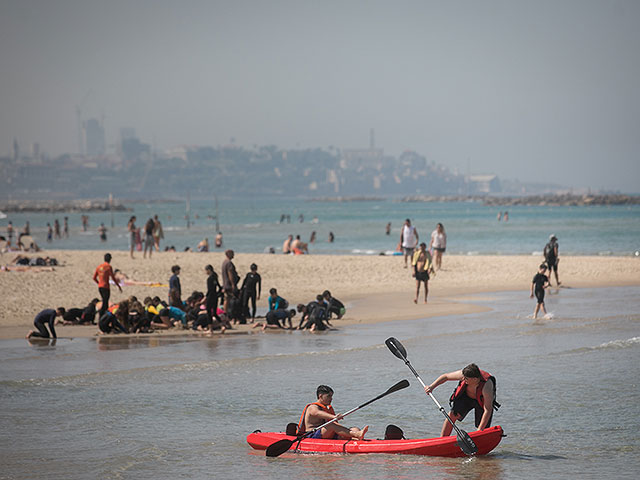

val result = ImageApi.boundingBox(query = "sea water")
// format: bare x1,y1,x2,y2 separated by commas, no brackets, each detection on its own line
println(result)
1,286,638,479
1,198,639,255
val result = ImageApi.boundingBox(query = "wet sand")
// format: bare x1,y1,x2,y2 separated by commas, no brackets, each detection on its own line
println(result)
1,250,638,339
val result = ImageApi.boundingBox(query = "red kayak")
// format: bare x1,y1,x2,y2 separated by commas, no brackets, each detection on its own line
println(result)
247,425,504,457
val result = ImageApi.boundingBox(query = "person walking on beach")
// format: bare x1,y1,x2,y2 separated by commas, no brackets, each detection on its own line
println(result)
127,216,137,259
152,215,164,251
424,363,499,436
93,253,122,318
221,250,239,313
46,223,53,242
544,235,561,286
429,223,447,271
297,385,368,440
400,219,418,268
143,218,155,259
530,263,550,319
26,307,65,339
412,242,434,304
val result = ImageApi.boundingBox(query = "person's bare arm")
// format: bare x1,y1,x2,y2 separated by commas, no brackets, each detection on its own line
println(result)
477,381,494,431
425,370,464,394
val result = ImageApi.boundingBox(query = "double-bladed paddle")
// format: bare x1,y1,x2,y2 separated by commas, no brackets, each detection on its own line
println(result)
385,337,478,456
265,379,410,457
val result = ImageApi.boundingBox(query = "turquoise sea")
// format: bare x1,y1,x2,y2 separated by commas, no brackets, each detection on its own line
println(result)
2,198,640,256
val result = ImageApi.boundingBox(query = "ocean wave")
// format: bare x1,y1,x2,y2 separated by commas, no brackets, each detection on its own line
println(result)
561,337,640,355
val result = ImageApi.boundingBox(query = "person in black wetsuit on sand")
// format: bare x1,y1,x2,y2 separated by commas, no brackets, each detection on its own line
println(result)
27,308,65,339
530,263,550,319
241,263,261,322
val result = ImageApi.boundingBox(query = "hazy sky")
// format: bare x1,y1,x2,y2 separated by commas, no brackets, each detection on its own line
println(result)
1,0,639,192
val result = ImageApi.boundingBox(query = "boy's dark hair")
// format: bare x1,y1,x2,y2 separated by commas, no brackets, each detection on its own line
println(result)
297,303,306,312
539,264,548,270
316,385,334,398
462,363,481,378
205,264,213,273
171,265,181,274
91,298,99,303
104,253,112,262
57,307,66,315
250,263,257,271
269,288,277,295
316,294,324,302
289,309,296,317
322,290,331,298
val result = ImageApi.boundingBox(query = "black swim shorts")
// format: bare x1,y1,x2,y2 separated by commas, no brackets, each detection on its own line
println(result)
451,394,492,429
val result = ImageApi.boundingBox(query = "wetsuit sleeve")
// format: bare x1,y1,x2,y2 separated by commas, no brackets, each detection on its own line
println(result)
257,274,261,297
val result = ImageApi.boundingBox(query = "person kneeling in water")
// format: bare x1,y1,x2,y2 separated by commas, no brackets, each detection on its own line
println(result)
297,385,368,440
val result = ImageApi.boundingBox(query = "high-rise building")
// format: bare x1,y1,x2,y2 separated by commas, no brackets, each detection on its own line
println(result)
83,118,105,155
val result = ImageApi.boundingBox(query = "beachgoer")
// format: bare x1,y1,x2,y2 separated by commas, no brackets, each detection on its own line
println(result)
424,363,499,436
63,217,69,238
143,218,155,259
93,253,122,319
252,308,296,331
241,263,261,321
197,238,209,252
297,385,368,439
497,211,502,221
169,265,182,305
222,250,239,312
98,310,128,334
7,221,14,246
127,216,137,258
296,298,331,331
385,222,391,235
530,263,550,319
322,290,346,319
152,215,164,250
215,232,223,248
46,223,53,242
328,231,335,243
309,231,316,244
504,211,509,222
412,242,433,304
81,215,89,231
544,235,561,286
54,219,61,239
282,234,293,254
98,223,107,242
267,288,289,312
204,264,222,323
22,221,30,236
429,223,447,271
400,219,418,268
27,308,65,339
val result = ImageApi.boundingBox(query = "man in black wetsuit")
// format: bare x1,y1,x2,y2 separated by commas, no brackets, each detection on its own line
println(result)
27,308,65,339
204,264,222,323
241,263,262,321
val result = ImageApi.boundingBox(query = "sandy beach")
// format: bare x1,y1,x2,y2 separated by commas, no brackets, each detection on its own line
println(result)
1,250,638,339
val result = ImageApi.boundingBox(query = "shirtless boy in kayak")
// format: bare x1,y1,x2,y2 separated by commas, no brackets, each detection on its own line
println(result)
298,385,368,440
424,363,499,436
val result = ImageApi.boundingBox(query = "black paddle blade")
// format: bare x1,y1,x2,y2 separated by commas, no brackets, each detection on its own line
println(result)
385,337,408,360
387,378,410,394
265,438,295,457
456,429,478,456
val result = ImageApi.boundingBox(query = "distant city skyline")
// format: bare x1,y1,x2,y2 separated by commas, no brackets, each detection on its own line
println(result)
1,0,639,192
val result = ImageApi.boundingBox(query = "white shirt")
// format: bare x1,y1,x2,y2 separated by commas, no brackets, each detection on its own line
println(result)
402,225,418,248
431,230,446,249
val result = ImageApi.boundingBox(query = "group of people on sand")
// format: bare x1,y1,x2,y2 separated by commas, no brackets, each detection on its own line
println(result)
252,289,346,332
126,215,165,259
297,362,498,440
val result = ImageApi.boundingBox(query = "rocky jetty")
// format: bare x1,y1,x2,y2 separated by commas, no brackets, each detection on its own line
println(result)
0,200,131,213
400,194,640,206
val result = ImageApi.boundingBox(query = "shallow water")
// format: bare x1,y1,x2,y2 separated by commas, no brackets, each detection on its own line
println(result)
1,286,639,479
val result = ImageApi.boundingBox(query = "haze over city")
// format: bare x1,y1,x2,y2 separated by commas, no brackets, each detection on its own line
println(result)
1,0,639,192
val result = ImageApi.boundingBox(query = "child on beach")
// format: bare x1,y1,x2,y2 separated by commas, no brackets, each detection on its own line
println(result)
530,264,550,319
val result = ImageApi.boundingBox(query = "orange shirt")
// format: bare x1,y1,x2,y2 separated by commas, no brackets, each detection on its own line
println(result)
93,262,116,288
